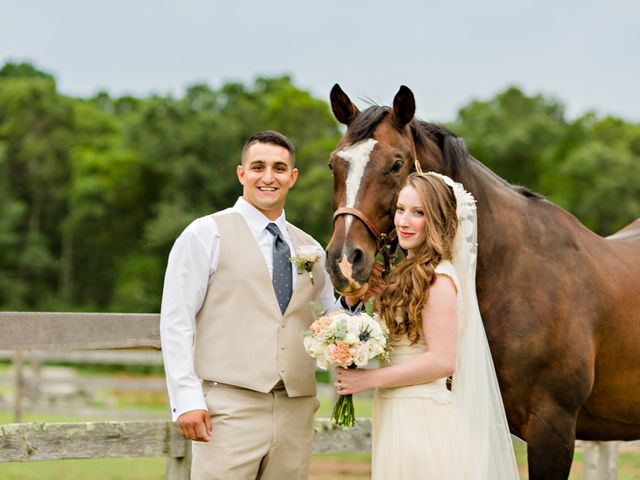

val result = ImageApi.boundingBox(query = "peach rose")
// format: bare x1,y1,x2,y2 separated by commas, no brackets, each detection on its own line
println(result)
330,341,353,367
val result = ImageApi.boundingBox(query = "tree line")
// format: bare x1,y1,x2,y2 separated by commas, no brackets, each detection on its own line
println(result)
1,62,638,312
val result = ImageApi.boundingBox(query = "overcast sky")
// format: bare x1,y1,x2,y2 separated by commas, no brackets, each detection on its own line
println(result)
1,0,638,123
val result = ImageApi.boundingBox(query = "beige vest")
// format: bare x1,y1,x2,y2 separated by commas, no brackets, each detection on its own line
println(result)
194,211,326,397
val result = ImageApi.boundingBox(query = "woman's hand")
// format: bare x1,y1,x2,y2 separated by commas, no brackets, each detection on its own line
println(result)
335,367,377,395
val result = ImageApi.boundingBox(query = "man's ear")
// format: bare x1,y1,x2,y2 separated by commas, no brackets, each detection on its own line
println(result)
289,167,299,188
236,164,246,186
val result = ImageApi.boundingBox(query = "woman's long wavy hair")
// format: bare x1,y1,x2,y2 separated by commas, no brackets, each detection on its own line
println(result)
378,174,458,344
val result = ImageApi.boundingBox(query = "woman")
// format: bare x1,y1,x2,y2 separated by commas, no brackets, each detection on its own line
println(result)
338,172,519,479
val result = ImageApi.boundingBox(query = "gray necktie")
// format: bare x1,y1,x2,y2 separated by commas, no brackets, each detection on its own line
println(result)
266,223,293,314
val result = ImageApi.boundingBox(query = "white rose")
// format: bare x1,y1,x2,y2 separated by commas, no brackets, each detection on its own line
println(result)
316,329,330,343
303,337,323,357
369,343,383,357
316,356,329,370
346,318,359,333
314,343,327,357
296,245,323,262
353,345,370,367
303,335,314,351
330,315,347,329
344,332,359,345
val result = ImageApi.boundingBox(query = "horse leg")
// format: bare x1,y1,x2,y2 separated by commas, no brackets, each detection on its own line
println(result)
525,402,577,480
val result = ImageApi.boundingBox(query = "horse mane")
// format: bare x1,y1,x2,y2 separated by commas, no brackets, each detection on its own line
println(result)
345,105,544,201
345,105,391,144
414,120,545,201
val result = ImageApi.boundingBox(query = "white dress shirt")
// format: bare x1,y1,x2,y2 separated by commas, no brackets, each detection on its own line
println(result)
160,197,338,420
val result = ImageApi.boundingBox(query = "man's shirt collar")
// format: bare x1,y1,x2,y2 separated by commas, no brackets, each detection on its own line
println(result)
234,197,288,236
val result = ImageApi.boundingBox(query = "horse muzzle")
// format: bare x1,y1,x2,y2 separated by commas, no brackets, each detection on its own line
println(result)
325,243,375,296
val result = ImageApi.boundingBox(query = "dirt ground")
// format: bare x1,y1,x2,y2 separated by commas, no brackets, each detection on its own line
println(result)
309,458,370,480
308,446,640,480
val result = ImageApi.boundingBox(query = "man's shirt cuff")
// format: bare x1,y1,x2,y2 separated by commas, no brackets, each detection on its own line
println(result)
171,386,208,422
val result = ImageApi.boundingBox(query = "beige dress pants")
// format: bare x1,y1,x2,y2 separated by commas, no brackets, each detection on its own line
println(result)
191,381,319,480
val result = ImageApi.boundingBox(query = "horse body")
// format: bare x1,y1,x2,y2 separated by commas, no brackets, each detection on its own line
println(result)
325,84,640,479
577,226,640,440
470,163,640,442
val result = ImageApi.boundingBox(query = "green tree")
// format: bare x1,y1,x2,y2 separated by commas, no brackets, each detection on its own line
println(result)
548,116,640,234
451,86,639,236
0,64,73,308
451,86,568,191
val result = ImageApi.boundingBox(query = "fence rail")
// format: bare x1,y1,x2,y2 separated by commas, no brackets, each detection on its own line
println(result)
0,311,637,480
0,421,186,462
0,312,160,350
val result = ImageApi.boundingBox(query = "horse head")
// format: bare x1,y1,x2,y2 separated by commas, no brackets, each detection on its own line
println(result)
325,84,447,295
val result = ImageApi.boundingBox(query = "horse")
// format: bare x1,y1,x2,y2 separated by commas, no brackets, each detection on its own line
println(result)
324,84,640,479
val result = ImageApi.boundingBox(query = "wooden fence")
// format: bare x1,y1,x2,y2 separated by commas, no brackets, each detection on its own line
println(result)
0,311,636,479
0,349,166,414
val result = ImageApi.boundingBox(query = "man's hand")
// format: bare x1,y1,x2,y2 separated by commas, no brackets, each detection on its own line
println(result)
177,409,212,442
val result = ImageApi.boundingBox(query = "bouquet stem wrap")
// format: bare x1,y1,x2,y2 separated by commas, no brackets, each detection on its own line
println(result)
332,393,355,427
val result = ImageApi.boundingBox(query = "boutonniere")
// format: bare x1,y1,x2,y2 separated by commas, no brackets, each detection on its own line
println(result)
290,245,323,285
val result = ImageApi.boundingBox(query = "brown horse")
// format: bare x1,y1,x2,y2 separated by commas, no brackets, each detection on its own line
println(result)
325,84,640,479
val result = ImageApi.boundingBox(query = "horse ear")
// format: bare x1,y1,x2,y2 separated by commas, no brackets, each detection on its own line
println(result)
330,84,359,126
392,85,416,128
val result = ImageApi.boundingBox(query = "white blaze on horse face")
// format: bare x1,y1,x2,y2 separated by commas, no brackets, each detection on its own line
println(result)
337,253,364,294
336,138,378,235
338,254,357,287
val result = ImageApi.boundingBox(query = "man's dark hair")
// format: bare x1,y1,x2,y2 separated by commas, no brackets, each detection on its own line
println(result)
241,130,296,166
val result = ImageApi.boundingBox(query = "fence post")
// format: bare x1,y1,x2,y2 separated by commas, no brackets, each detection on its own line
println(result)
12,351,25,423
583,441,618,480
165,426,191,480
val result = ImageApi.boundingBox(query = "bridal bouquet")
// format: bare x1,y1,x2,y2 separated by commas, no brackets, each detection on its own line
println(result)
304,303,390,427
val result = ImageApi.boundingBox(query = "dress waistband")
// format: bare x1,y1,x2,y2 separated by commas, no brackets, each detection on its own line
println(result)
377,378,452,403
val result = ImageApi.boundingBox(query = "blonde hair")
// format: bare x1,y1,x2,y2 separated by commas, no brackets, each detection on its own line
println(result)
378,173,458,343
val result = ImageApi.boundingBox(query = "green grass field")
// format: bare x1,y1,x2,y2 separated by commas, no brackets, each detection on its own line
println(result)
0,458,167,480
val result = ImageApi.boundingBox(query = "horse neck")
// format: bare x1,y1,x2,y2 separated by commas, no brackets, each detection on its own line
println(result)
415,127,593,250
415,126,523,225
450,156,532,242
451,154,602,255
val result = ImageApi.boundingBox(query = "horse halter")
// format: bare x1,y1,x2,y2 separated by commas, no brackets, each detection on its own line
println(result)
332,207,398,273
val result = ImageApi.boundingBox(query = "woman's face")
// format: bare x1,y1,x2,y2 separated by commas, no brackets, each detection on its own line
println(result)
394,185,427,255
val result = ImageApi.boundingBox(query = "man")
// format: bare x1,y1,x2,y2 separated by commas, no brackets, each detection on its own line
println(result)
160,131,338,479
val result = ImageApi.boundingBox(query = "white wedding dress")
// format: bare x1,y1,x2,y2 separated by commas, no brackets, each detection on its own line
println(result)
371,261,477,480
371,172,518,479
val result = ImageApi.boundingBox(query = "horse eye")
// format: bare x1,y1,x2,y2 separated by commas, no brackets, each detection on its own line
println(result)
327,161,333,171
390,161,403,173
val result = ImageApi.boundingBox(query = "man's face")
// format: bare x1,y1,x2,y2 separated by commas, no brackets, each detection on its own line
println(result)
237,142,298,220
